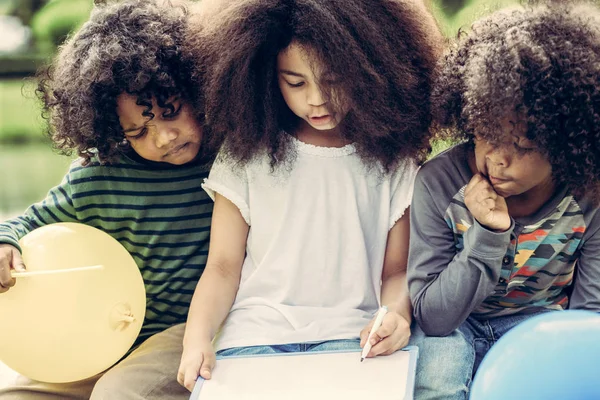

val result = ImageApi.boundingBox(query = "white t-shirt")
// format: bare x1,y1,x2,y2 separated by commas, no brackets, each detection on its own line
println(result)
202,137,418,351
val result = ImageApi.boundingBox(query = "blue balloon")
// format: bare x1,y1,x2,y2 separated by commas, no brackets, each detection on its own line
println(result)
470,310,600,400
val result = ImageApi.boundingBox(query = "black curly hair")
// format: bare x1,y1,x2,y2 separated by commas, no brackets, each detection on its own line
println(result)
37,0,206,164
192,0,443,171
431,1,600,201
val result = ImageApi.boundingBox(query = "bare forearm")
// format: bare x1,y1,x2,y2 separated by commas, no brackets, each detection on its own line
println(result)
381,271,412,323
183,263,240,348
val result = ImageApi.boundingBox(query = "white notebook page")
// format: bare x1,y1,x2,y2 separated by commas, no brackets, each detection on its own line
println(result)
192,348,417,400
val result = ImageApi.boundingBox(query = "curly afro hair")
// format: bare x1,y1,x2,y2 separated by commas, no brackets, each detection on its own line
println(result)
432,1,600,201
191,0,444,171
37,0,205,164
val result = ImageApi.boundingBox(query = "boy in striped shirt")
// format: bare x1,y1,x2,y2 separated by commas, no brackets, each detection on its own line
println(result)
0,1,212,399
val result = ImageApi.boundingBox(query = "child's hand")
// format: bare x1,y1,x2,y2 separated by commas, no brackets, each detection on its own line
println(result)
0,244,26,293
359,311,411,358
464,173,511,232
177,341,216,392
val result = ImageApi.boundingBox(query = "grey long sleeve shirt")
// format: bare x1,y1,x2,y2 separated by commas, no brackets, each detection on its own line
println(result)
407,143,600,336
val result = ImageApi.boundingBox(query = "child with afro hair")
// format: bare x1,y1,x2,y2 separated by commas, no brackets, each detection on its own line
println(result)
178,0,443,391
0,1,213,399
407,2,600,398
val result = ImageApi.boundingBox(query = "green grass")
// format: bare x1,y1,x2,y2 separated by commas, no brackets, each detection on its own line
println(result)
0,79,46,144
0,143,74,218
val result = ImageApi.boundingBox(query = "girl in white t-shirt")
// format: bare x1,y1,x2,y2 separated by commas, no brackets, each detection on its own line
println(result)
178,0,443,390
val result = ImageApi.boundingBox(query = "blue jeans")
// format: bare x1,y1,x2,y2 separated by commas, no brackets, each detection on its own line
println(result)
217,339,362,357
410,310,552,400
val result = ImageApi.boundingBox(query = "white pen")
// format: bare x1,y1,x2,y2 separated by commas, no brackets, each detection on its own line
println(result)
360,306,388,362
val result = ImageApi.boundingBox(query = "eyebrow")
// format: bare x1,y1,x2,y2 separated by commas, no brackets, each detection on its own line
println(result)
279,69,306,78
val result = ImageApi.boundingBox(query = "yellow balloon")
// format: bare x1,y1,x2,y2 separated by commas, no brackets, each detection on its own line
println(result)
0,223,145,383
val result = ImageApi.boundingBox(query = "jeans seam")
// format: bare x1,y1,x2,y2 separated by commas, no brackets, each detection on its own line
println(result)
486,320,496,342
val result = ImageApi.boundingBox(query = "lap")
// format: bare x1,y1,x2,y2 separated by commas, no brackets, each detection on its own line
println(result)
91,323,188,400
0,373,99,400
0,324,187,400
217,338,362,358
410,323,473,400
410,310,553,400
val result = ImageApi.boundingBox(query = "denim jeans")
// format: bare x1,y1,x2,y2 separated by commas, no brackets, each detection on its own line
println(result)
217,339,362,357
409,310,552,400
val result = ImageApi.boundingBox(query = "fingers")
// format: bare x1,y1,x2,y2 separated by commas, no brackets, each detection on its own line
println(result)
359,320,374,347
366,314,411,358
466,174,495,198
362,315,395,357
183,365,199,392
0,251,15,294
178,355,202,392
465,174,501,214
199,351,216,380
479,198,497,213
464,173,486,197
370,331,411,357
371,318,395,345
365,317,397,357
475,186,497,202
11,251,26,272
177,351,217,392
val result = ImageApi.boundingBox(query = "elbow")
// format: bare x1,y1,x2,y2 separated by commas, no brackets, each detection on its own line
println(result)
413,303,459,337
203,260,242,289
417,320,457,337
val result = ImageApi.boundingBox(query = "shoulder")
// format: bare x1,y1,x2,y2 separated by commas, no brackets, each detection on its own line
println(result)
571,193,600,241
66,156,103,176
416,143,471,187
419,142,470,181
413,142,472,204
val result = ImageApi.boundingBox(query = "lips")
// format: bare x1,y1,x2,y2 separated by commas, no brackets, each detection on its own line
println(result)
308,114,332,126
489,175,510,185
164,142,188,157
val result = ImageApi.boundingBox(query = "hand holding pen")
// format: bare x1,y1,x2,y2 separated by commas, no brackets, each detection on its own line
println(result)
359,306,411,361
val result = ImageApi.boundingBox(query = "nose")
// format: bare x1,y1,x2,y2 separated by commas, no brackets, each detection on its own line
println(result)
153,123,178,148
486,145,511,167
306,84,326,107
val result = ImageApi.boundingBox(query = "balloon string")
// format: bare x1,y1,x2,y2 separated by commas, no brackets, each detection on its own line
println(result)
11,265,104,278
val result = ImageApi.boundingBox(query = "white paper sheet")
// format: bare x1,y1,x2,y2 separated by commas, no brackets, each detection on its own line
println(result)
190,347,418,400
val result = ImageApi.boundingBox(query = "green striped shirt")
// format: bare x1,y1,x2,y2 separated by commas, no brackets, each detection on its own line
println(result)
0,152,212,346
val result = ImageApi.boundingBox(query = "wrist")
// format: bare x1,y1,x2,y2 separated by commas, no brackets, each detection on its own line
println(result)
383,301,412,323
183,329,212,350
475,218,511,233
183,337,212,352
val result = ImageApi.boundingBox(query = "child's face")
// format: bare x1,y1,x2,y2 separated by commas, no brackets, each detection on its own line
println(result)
473,116,553,198
277,42,348,131
116,93,203,165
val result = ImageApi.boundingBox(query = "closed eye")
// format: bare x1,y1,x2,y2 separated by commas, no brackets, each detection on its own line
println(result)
128,127,148,140
513,142,536,154
285,80,305,88
513,135,537,153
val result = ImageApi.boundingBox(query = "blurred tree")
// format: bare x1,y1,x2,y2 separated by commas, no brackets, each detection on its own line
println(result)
12,0,46,25
30,0,92,53
437,0,468,16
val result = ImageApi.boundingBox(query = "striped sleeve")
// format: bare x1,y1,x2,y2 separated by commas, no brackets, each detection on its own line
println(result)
0,170,77,252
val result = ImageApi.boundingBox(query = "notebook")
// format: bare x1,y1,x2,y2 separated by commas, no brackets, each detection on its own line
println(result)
190,346,418,400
